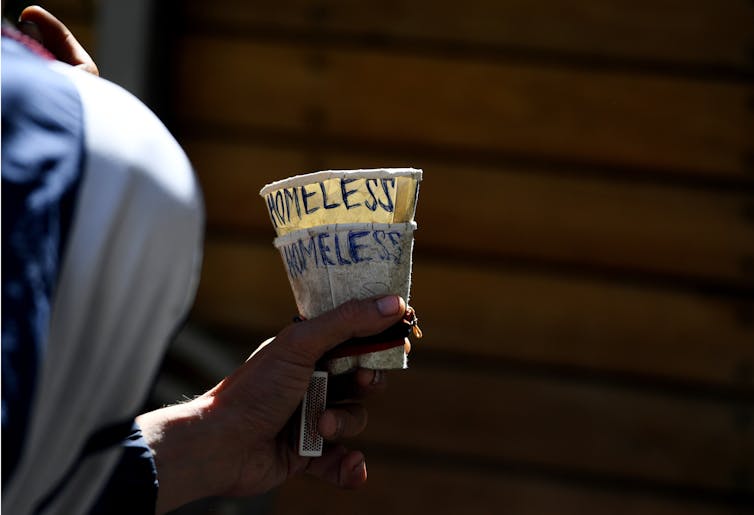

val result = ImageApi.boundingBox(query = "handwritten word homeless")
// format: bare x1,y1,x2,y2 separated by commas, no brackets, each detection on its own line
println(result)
265,177,398,231
279,228,408,278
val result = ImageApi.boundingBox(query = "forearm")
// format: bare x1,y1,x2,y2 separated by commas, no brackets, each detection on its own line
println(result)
136,396,234,514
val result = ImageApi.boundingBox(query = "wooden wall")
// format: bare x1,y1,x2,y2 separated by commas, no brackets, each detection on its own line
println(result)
170,1,754,514
20,1,754,514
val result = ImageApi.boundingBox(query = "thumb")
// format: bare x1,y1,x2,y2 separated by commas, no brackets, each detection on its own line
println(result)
278,296,406,364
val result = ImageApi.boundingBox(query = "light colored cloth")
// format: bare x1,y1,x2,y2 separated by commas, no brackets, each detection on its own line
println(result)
2,36,203,515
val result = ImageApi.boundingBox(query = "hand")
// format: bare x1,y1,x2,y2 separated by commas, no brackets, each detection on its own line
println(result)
137,295,407,514
17,5,99,76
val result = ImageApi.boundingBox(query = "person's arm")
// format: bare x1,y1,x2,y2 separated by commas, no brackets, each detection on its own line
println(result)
13,9,403,511
137,295,406,514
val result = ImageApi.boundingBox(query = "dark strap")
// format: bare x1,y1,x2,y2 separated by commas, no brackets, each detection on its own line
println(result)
321,317,413,361
294,305,420,362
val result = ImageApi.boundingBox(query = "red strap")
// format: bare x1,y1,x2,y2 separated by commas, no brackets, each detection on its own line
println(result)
2,25,56,61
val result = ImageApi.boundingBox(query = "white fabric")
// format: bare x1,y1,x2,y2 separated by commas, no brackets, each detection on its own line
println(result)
2,62,204,515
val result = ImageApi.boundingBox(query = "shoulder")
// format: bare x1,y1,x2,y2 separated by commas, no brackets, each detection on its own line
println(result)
52,62,200,211
2,36,84,186
1,36,79,120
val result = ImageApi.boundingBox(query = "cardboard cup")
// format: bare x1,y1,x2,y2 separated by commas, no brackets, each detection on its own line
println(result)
260,168,422,236
274,222,416,319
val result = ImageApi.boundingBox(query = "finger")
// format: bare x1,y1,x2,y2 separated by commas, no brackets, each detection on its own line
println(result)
306,445,367,489
19,6,99,75
327,369,387,402
318,404,368,440
279,296,406,364
355,368,387,391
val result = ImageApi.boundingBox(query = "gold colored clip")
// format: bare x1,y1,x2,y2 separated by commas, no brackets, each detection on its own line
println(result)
405,305,423,339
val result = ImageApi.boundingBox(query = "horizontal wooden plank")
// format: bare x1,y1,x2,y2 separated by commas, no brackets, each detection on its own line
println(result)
191,240,754,390
185,140,754,287
273,458,747,515
350,366,751,492
184,0,754,73
192,241,298,332
174,37,754,181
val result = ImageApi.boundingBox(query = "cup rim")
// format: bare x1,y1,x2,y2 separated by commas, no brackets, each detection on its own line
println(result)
259,168,422,197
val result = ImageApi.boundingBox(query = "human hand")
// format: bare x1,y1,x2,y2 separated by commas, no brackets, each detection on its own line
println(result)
137,295,407,514
17,5,98,75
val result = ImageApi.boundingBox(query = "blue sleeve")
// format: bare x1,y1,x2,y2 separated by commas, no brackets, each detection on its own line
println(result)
2,31,201,513
87,421,158,515
1,34,84,486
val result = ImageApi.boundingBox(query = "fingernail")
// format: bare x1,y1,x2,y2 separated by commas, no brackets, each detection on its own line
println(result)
376,295,401,316
18,20,43,44
352,457,365,474
370,370,383,385
319,411,337,438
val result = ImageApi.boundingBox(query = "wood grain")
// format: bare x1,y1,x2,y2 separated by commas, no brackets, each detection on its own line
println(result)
273,457,750,515
170,2,754,512
191,240,754,389
174,37,754,181
348,366,752,492
185,140,754,287
183,0,754,72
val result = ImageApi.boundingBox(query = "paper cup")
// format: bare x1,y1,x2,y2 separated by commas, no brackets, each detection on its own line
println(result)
260,168,422,236
274,222,416,319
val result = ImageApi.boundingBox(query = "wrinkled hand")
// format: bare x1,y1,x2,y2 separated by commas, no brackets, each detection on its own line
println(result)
137,295,406,514
18,5,98,75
